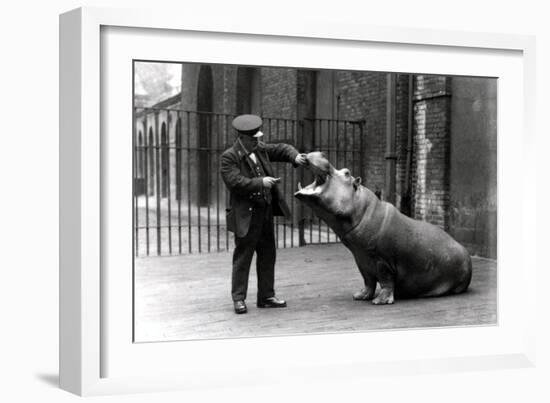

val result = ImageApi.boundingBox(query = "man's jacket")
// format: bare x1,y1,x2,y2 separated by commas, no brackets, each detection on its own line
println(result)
220,140,299,238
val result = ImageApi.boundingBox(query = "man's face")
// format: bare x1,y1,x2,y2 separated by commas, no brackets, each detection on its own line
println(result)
240,134,259,149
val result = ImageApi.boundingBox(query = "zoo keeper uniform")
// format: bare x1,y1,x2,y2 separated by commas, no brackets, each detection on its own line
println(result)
220,122,299,306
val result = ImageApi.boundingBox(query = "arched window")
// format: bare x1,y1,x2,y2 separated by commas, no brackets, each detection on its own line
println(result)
137,131,144,179
197,65,213,207
161,122,169,198
236,67,261,115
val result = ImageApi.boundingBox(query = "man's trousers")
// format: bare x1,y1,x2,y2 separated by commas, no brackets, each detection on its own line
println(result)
231,205,276,302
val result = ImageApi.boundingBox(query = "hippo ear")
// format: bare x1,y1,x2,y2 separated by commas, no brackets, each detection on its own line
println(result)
353,176,362,190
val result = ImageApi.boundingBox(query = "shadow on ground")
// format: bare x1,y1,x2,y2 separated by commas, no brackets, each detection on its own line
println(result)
35,373,59,388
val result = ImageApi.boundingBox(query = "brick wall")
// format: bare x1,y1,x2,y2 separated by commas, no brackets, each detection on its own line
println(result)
410,75,452,229
334,71,372,121
338,72,386,192
331,72,410,200
261,68,298,120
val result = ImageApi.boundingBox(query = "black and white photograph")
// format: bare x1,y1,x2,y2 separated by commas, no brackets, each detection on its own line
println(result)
132,61,497,342
5,0,549,400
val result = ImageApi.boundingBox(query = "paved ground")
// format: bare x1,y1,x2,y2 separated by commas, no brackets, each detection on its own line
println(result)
134,243,497,342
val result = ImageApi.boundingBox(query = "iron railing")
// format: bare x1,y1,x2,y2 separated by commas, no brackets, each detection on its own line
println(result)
133,108,365,256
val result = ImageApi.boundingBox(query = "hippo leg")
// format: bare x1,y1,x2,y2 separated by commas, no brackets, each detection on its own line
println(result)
352,271,376,301
372,261,395,305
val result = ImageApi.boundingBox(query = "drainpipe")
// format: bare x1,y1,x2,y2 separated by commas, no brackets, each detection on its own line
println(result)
384,73,397,205
403,74,414,216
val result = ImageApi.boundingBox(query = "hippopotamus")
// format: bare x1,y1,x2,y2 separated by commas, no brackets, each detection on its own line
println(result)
294,152,472,304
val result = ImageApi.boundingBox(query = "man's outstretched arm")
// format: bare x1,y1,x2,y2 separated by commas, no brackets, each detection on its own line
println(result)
262,143,307,166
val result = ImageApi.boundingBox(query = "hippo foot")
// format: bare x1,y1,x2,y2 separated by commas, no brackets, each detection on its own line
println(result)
352,288,375,301
372,291,394,305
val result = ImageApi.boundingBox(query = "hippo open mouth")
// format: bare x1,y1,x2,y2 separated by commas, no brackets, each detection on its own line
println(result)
295,152,332,196
295,174,326,195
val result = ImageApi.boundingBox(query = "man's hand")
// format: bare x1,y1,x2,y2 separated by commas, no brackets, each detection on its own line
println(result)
262,177,281,189
295,153,308,166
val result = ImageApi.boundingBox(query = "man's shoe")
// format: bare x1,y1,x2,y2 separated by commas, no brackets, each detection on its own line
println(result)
257,296,287,308
234,300,247,314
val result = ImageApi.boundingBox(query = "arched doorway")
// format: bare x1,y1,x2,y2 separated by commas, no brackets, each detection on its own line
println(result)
175,118,182,200
197,65,213,207
160,122,168,198
236,67,261,115
148,128,155,196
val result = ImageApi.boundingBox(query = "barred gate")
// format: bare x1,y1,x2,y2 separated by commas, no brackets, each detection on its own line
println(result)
133,107,365,257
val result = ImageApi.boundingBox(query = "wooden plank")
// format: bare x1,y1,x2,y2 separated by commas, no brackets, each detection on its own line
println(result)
134,244,497,342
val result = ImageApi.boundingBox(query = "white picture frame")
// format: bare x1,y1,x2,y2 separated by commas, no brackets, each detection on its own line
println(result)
59,6,537,396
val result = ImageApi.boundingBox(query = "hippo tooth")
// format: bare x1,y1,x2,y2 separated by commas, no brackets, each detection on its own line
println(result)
298,182,302,190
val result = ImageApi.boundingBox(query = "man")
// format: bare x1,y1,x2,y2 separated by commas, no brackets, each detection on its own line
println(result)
220,114,307,314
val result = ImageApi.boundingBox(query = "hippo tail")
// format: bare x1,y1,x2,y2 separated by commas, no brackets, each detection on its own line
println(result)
451,254,472,294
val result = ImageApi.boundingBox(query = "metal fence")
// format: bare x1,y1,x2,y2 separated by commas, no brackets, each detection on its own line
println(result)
133,108,365,257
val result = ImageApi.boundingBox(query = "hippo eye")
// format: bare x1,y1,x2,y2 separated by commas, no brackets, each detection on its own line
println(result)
343,169,350,177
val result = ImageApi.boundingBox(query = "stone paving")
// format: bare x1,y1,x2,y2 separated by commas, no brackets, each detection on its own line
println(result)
134,243,497,342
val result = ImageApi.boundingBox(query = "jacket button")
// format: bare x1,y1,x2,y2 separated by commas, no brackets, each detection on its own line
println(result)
249,207,252,211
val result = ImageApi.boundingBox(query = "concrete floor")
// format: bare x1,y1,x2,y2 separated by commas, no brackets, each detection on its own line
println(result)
134,243,497,342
